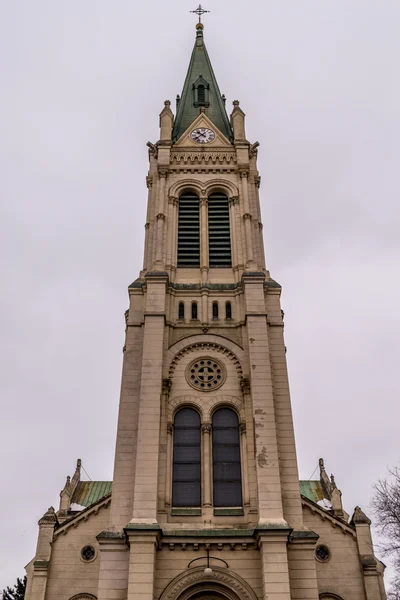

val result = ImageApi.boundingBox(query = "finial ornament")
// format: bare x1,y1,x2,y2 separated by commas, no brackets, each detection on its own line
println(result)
190,4,210,24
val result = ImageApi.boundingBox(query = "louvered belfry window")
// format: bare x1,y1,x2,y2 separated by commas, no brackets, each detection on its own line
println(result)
212,408,242,507
208,193,232,267
178,193,200,267
197,85,206,105
172,408,201,507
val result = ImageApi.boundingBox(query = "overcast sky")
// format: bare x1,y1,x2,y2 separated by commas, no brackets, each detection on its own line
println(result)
1,0,399,591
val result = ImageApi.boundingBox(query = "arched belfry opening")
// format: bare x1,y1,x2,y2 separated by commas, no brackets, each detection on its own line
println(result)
208,193,231,267
178,192,200,267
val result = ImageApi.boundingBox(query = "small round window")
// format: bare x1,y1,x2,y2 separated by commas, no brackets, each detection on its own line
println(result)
315,544,330,562
81,545,96,562
186,357,226,392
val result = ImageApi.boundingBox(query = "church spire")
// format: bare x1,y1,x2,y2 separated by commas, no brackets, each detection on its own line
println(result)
172,22,232,142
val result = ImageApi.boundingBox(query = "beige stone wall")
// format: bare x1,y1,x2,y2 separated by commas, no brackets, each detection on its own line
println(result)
45,505,113,600
303,505,367,599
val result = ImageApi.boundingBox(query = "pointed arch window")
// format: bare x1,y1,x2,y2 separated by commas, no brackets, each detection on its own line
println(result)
212,408,242,507
172,408,201,507
178,193,200,267
208,193,232,267
193,76,210,107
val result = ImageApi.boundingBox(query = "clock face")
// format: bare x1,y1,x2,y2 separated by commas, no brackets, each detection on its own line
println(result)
191,127,215,144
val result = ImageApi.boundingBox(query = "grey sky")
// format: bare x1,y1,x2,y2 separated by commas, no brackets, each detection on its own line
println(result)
1,0,399,590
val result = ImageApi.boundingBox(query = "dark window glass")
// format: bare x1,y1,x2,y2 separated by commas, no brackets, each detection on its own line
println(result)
191,302,198,320
212,408,242,507
197,85,205,105
208,193,232,267
212,302,219,320
226,302,232,319
178,193,200,267
178,302,185,320
172,408,201,507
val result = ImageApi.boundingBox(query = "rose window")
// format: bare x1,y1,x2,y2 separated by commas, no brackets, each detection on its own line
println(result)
186,357,226,391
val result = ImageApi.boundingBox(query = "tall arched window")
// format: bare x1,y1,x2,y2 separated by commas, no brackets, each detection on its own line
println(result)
225,301,232,319
178,302,185,320
178,193,200,267
172,408,201,507
212,408,242,507
208,193,232,267
191,302,198,320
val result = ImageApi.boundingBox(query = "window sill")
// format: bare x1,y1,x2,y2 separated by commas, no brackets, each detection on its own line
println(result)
213,508,244,516
171,508,202,516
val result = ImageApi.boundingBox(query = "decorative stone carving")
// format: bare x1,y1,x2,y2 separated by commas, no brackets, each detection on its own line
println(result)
146,176,153,188
170,150,236,166
158,566,258,600
240,378,251,395
186,357,226,392
201,423,212,434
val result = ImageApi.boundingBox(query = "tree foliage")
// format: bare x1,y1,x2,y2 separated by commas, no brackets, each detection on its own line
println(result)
372,466,400,598
1,576,26,600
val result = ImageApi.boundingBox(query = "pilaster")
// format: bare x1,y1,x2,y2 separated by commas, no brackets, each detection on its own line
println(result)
97,532,129,600
287,532,319,600
125,528,160,600
243,273,285,525
131,272,168,523
257,529,292,600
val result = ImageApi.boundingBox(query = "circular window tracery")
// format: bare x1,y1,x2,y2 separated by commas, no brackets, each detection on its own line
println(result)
315,544,330,562
186,357,226,391
81,545,96,562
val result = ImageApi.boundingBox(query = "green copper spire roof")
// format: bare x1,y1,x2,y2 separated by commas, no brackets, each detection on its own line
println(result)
172,24,233,143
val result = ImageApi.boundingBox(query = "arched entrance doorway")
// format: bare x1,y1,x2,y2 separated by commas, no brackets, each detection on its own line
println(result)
159,567,258,600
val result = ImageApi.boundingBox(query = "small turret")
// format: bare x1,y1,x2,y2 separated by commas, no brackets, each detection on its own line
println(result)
159,100,174,144
231,100,247,142
58,459,82,521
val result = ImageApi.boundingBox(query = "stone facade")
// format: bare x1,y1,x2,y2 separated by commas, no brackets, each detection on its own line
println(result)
25,22,386,600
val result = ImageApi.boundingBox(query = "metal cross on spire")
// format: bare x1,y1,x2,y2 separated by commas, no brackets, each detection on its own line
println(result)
190,4,210,24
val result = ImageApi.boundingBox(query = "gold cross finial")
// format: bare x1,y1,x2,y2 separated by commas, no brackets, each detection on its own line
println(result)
190,4,210,24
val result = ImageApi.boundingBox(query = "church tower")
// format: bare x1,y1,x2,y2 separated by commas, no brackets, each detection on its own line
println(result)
25,15,387,600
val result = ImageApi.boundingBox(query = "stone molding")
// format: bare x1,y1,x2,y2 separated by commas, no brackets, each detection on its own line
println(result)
69,595,97,600
168,178,239,201
54,496,111,538
168,394,244,423
166,334,246,381
170,150,236,166
159,566,258,600
302,498,356,537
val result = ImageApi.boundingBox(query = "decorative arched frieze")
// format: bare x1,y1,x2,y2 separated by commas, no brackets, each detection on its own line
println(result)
159,566,258,600
319,594,344,600
169,396,205,421
165,334,246,381
168,179,239,202
69,595,97,600
168,395,244,423
169,179,204,199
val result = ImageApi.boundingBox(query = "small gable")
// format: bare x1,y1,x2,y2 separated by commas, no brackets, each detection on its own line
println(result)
174,113,232,148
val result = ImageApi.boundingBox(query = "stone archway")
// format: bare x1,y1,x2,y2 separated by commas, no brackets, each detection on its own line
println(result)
159,566,258,600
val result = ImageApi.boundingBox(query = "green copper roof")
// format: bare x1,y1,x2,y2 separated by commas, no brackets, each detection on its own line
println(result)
172,25,232,143
299,480,327,504
71,481,112,507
